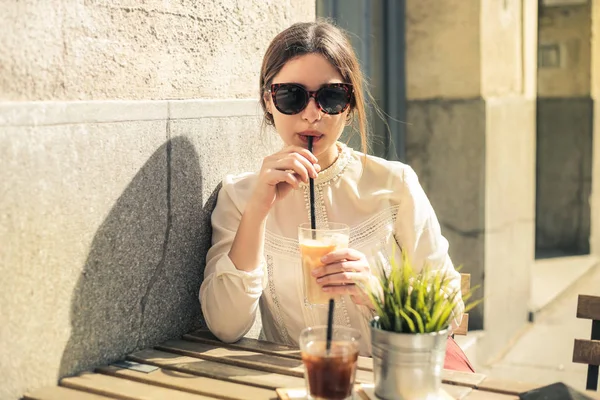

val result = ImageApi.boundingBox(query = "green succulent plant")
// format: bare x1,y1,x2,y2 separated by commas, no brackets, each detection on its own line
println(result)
360,247,481,334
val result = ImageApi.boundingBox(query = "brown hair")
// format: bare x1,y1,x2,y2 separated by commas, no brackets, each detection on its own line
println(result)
259,20,369,155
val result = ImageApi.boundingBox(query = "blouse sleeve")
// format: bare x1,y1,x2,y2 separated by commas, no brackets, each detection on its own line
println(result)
199,175,267,343
394,166,464,330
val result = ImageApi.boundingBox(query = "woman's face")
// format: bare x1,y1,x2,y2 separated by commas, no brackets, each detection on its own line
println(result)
265,53,350,169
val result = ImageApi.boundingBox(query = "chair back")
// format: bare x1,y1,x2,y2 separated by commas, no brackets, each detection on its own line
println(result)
573,294,600,391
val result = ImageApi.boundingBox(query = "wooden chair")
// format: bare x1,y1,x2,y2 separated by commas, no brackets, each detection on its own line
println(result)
573,294,600,391
454,273,470,336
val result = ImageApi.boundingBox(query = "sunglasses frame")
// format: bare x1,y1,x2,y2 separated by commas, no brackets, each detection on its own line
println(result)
269,83,353,115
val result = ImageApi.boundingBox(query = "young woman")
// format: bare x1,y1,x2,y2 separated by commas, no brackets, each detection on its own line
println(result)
200,20,474,372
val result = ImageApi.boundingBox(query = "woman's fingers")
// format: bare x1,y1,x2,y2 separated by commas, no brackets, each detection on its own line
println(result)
264,151,320,184
321,248,364,263
281,146,319,164
263,170,300,189
273,158,310,182
322,282,360,294
317,271,366,286
312,259,369,279
276,170,301,189
279,154,319,180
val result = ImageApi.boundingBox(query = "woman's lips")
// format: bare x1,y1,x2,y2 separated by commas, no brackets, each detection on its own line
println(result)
299,134,323,143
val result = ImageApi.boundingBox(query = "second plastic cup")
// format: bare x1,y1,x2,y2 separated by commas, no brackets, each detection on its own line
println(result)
300,325,361,400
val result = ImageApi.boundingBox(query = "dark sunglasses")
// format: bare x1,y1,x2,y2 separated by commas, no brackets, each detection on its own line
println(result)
269,83,353,115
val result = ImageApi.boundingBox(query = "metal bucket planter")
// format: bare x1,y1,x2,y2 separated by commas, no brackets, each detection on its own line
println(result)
370,319,448,400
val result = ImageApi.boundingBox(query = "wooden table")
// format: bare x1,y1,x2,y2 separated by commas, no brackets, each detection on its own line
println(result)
24,329,598,400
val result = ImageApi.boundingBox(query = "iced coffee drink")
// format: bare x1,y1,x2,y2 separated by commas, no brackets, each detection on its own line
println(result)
299,326,360,400
298,223,349,306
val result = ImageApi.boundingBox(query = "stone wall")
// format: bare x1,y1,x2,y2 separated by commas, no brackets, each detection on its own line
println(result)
0,1,314,399
0,0,314,101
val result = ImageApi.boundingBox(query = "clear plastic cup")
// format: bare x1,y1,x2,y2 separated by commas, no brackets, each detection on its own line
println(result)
298,222,350,306
299,325,361,400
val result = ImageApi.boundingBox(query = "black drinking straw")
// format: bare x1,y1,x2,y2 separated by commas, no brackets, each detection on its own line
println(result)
307,137,334,352
326,298,335,352
307,136,317,232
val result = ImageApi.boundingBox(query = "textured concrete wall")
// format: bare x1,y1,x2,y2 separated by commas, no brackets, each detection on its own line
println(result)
537,4,592,97
536,98,593,257
0,1,314,398
0,0,315,101
405,0,481,100
0,101,282,399
483,96,536,356
481,0,524,96
405,99,486,328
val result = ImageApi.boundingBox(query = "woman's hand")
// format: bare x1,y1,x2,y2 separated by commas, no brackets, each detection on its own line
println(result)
312,248,376,308
248,146,320,214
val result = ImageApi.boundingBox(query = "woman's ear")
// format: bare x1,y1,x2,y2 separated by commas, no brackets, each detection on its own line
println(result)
345,110,353,126
263,93,273,114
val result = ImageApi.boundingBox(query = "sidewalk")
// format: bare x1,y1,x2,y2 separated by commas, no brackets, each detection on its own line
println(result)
476,263,600,392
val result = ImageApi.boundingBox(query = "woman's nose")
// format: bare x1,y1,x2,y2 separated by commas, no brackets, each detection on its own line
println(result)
301,98,322,123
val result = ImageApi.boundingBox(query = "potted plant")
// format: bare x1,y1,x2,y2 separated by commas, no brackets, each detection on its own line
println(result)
359,248,479,400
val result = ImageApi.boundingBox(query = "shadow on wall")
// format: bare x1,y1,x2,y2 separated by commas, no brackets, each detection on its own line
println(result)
59,135,221,378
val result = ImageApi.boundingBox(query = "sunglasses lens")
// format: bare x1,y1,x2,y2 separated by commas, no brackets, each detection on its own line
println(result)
273,85,307,115
318,86,351,114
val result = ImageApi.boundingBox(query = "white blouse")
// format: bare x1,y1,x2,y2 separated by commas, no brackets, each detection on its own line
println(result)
199,143,464,355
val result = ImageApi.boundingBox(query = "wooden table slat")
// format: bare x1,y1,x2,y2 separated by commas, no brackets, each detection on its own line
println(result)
463,390,519,399
61,371,215,400
442,383,473,399
97,365,278,400
441,369,488,388
157,339,305,376
185,331,301,358
476,377,539,396
158,339,375,384
128,348,305,390
23,386,116,400
277,385,373,400
185,330,375,371
360,384,458,399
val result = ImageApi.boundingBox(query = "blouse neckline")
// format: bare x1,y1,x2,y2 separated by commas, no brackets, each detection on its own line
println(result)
301,142,354,187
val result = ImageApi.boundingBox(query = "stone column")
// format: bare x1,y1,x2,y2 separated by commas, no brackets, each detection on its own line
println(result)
405,0,537,363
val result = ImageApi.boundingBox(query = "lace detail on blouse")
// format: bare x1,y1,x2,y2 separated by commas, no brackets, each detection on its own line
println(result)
350,205,399,248
264,232,299,259
263,205,400,257
335,296,352,328
301,144,355,227
300,142,354,188
266,254,293,345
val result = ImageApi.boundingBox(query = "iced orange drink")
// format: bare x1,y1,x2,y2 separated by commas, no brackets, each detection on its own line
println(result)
298,223,349,306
